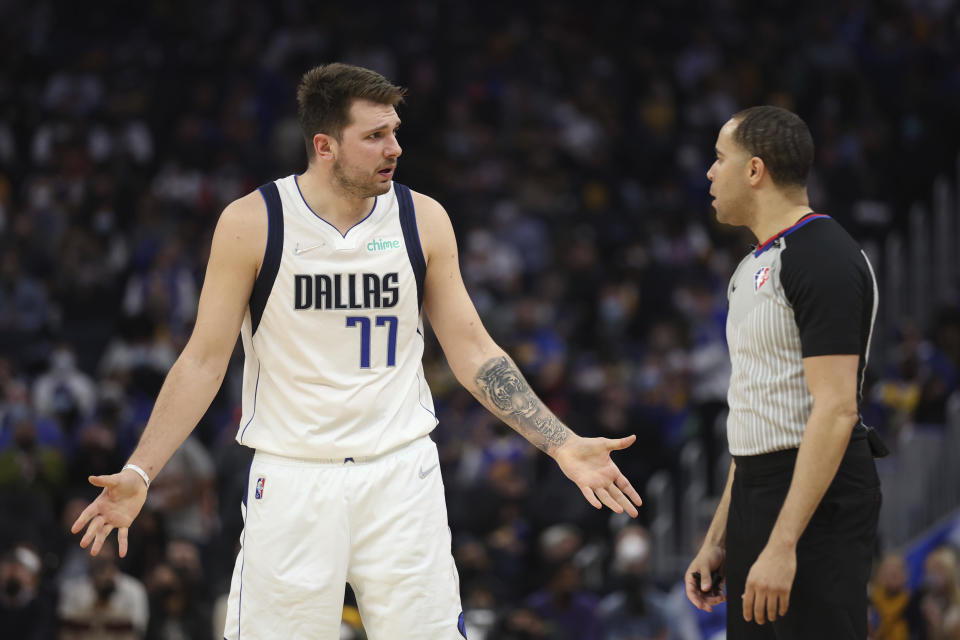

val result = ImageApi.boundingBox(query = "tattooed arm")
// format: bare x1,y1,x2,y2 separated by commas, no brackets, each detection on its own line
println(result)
413,191,643,516
472,355,570,454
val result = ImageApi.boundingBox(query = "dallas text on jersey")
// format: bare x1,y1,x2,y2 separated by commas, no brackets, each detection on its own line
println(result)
293,272,400,310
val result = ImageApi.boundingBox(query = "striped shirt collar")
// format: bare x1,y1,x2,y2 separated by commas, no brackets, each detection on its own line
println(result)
754,213,830,257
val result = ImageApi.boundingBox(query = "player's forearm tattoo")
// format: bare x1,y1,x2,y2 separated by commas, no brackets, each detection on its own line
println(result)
473,356,571,453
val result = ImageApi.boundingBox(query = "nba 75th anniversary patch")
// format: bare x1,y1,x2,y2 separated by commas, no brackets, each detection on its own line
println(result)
754,266,771,292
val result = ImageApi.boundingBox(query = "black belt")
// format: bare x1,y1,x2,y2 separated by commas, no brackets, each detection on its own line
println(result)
734,424,888,475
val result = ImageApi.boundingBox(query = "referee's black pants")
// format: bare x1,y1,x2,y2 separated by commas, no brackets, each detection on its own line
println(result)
725,429,882,639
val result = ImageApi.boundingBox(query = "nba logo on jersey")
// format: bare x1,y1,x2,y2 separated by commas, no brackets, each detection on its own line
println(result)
255,477,266,500
754,266,771,292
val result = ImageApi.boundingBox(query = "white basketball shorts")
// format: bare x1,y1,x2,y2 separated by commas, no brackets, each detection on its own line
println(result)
222,435,465,640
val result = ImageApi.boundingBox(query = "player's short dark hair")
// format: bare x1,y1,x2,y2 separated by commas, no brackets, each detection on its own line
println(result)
296,63,406,158
730,106,814,188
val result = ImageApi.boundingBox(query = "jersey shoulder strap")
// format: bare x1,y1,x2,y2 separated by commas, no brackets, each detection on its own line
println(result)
249,181,285,334
394,182,426,310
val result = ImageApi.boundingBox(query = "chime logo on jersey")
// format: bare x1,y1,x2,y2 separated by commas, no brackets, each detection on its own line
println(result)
366,237,401,252
255,477,265,500
754,266,771,292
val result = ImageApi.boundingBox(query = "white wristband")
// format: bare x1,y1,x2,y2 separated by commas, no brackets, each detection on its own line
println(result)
122,463,151,489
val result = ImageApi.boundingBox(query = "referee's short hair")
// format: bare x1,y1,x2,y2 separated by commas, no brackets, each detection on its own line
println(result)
731,106,814,188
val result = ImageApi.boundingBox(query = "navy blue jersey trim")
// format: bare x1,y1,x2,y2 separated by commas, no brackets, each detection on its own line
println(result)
395,183,427,310
294,174,377,238
250,182,285,335
237,524,247,638
238,363,260,443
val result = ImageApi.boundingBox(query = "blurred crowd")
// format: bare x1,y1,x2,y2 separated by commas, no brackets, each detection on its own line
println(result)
1,0,959,638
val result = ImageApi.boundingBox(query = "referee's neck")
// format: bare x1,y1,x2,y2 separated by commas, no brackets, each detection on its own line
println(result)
749,193,813,245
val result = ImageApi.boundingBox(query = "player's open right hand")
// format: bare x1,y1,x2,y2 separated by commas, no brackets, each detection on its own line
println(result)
553,434,643,517
70,469,148,558
685,543,727,612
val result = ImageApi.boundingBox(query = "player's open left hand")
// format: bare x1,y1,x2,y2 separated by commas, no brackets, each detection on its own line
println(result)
70,469,148,558
553,434,642,517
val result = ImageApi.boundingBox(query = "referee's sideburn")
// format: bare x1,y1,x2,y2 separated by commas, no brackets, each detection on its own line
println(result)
685,106,883,640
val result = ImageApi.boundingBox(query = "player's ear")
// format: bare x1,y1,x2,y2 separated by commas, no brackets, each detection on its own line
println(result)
313,133,337,160
746,157,765,186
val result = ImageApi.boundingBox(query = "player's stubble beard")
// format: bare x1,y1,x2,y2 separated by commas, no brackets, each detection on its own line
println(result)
332,154,393,200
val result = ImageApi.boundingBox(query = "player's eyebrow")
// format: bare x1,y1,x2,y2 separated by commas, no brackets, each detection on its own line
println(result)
363,120,401,135
715,148,723,156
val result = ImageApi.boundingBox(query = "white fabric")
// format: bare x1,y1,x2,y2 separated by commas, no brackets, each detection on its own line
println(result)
58,573,148,640
222,436,463,640
725,240,812,455
724,239,877,456
236,177,437,459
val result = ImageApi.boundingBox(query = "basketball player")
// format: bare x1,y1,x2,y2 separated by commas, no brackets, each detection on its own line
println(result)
70,63,643,639
685,106,882,639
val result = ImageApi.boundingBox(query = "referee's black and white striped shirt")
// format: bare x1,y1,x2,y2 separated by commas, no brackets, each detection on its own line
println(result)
725,213,878,456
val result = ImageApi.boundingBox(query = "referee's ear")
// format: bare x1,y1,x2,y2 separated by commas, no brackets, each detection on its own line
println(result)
746,156,766,186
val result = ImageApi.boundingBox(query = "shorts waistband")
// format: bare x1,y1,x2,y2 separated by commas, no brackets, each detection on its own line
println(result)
253,435,431,467
733,428,869,477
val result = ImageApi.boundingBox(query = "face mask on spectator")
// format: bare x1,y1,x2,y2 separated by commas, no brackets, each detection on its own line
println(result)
4,577,21,599
95,579,116,601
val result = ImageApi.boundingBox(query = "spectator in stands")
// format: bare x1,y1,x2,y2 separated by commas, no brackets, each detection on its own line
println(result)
2,373,67,444
871,331,924,442
869,553,911,640
460,577,499,640
57,493,98,587
917,546,960,640
0,403,67,502
121,239,198,340
597,525,668,640
915,307,960,426
874,311,960,441
490,606,551,640
143,435,217,545
68,416,125,490
0,397,67,555
0,249,51,341
0,543,55,640
931,308,960,377
142,559,208,640
33,345,98,432
526,559,604,640
58,540,148,640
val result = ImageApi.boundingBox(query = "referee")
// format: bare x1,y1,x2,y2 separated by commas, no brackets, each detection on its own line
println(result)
684,106,883,639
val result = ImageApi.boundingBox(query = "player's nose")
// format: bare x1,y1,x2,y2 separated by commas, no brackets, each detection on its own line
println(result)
386,136,402,159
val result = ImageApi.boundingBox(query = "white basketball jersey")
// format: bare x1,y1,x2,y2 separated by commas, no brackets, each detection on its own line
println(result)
235,176,438,459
